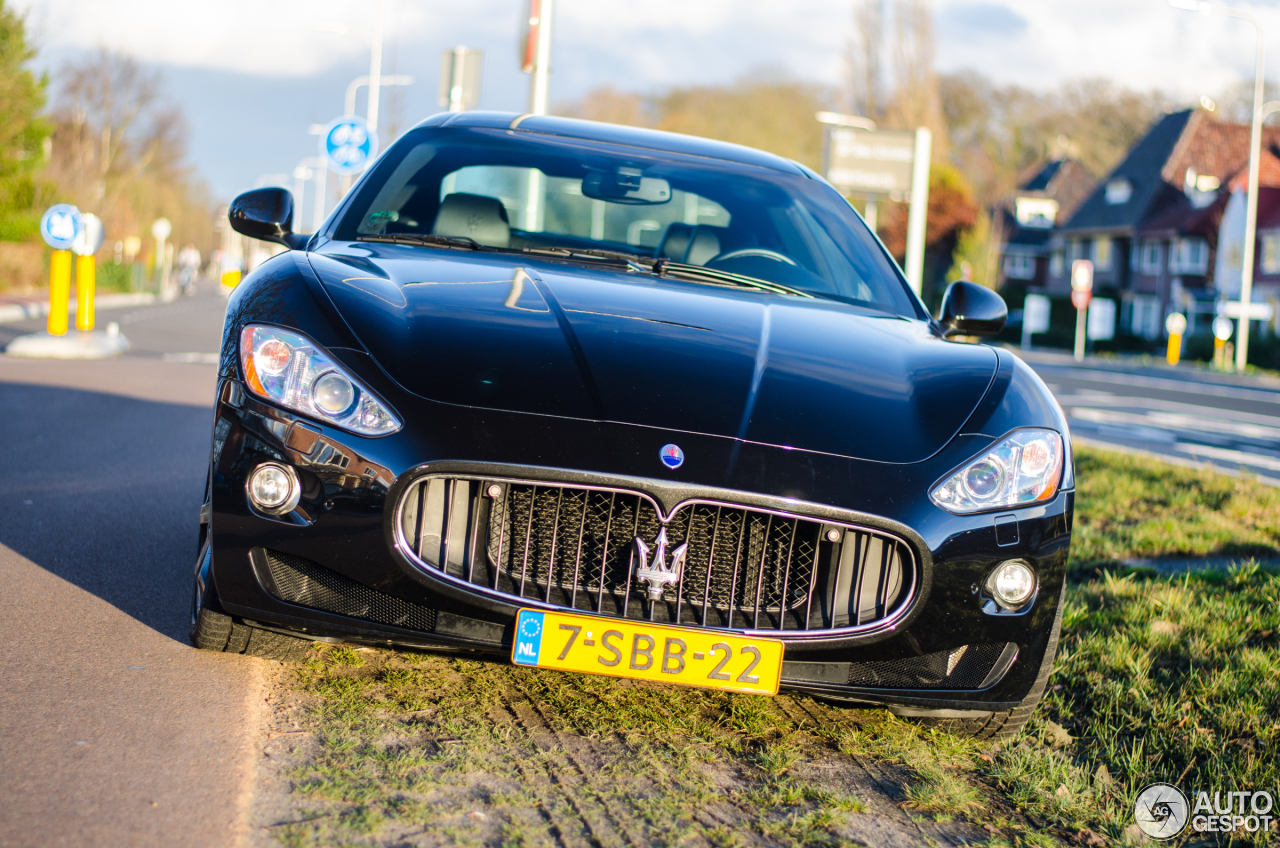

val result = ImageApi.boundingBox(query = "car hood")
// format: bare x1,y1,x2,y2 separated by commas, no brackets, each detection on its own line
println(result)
310,246,998,464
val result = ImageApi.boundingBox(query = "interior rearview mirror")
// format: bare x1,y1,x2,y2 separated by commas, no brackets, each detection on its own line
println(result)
581,168,671,205
938,281,1008,338
229,187,309,249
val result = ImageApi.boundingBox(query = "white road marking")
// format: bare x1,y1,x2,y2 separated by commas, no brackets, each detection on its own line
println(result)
1068,407,1280,441
1174,442,1280,473
161,352,220,364
1037,366,1280,405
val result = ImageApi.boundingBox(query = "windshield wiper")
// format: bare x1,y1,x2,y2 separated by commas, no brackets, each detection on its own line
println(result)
357,233,484,250
522,246,657,273
655,261,814,298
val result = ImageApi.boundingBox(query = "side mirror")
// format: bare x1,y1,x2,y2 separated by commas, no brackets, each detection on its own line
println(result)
229,187,308,249
938,281,1008,338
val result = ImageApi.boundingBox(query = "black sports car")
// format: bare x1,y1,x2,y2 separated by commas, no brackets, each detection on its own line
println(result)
193,112,1072,740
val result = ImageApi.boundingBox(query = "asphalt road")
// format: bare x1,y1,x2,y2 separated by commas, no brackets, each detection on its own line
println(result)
0,284,264,848
1019,348,1280,486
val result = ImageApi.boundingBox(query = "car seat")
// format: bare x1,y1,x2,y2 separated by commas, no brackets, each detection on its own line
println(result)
432,193,511,248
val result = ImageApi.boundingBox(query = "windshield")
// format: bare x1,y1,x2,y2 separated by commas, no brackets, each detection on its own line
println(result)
333,126,920,317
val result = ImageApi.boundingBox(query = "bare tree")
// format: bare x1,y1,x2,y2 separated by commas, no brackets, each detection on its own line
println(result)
846,0,884,120
886,0,947,155
47,50,208,251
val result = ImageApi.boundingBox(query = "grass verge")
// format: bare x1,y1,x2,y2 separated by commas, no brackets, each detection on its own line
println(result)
1071,445,1280,570
262,445,1280,846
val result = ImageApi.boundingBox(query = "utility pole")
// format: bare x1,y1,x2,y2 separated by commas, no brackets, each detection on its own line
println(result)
903,127,932,295
525,0,555,115
521,0,554,231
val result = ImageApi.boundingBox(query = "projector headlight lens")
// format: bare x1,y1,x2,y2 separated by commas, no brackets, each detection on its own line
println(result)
990,560,1037,608
239,325,400,436
931,429,1064,514
247,463,300,514
312,372,356,417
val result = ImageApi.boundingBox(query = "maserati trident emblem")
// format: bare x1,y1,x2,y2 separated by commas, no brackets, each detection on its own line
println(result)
634,527,688,600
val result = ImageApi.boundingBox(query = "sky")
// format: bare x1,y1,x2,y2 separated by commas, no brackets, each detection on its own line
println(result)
14,0,1280,203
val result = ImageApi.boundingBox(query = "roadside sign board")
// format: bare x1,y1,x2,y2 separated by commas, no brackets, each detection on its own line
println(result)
1070,259,1094,292
440,48,484,111
322,116,379,176
151,217,172,241
825,128,916,195
1087,298,1116,340
1221,300,1274,320
1166,312,1188,336
1023,294,1051,335
1071,289,1092,311
71,213,105,257
40,204,83,251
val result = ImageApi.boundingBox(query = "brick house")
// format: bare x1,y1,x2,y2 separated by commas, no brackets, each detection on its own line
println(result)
1050,108,1280,340
998,159,1095,290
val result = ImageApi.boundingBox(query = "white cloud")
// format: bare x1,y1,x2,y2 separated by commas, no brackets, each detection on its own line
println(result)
16,0,1280,102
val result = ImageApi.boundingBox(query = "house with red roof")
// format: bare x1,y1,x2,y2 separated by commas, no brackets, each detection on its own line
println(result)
1048,108,1280,341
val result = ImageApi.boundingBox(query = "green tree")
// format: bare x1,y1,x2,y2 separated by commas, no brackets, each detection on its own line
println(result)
0,1,52,241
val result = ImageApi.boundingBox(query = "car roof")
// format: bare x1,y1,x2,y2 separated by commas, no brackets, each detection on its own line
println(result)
411,111,807,176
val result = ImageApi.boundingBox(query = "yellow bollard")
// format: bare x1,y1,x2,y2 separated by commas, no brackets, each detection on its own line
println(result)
1214,336,1225,369
1167,333,1182,366
75,254,95,331
47,249,72,336
221,269,241,288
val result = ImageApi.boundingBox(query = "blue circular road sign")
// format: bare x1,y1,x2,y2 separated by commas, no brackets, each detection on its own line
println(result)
322,116,379,176
40,204,84,251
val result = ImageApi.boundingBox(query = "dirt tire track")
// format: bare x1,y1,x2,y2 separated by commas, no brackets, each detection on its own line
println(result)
519,695,652,848
500,698,616,848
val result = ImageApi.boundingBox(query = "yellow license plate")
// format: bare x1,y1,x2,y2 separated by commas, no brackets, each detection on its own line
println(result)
511,609,784,696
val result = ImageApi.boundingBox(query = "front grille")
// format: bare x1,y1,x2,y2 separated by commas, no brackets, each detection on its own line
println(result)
399,476,916,633
847,643,1013,689
262,549,438,632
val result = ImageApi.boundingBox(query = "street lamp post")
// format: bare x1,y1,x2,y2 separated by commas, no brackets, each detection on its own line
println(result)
1170,0,1264,370
367,0,384,135
345,75,413,122
316,1,387,134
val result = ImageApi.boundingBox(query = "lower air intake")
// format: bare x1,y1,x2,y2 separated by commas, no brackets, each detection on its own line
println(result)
847,643,1015,690
260,549,437,633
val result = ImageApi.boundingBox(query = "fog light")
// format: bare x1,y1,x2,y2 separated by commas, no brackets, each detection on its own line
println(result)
247,463,300,515
990,560,1036,608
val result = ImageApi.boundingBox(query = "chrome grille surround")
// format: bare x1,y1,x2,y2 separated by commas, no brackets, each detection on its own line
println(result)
393,469,922,639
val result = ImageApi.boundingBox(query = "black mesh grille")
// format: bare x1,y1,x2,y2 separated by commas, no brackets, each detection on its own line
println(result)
400,476,916,633
846,643,1011,689
262,549,437,633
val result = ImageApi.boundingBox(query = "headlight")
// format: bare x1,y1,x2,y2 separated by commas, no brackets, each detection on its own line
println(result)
239,325,401,436
930,429,1063,514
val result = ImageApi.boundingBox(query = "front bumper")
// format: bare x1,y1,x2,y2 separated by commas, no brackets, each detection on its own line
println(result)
207,370,1071,712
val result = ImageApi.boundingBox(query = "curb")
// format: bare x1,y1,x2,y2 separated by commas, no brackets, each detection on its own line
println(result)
4,328,132,360
0,292,157,324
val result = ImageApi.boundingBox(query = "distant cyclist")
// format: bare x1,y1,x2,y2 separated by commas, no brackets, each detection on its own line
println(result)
177,243,202,297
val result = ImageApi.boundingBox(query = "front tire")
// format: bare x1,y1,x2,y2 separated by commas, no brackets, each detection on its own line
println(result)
190,535,313,663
